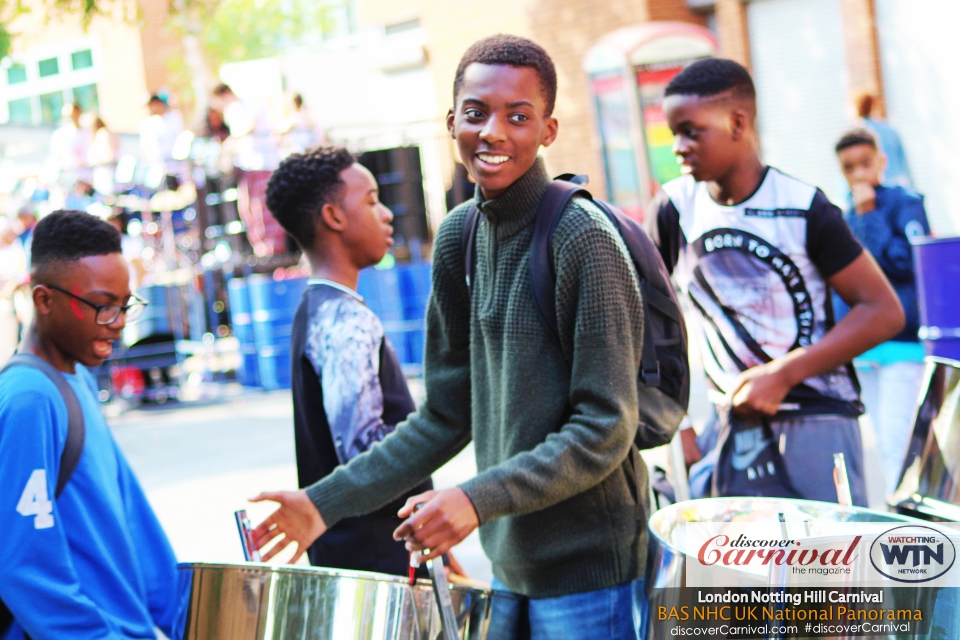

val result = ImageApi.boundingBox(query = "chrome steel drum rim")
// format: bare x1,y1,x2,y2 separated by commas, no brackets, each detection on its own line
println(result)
177,561,497,597
175,561,518,640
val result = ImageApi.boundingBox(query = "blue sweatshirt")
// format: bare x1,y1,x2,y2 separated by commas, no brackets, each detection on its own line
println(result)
841,184,930,345
0,365,178,639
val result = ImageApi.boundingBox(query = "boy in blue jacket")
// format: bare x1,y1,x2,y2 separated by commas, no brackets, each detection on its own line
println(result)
0,210,178,639
835,128,931,495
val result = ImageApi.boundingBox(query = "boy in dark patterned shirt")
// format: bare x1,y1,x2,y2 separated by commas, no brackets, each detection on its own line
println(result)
255,146,434,575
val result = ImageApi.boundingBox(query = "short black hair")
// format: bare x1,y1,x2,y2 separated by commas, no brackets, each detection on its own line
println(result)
212,83,233,96
665,57,756,102
265,146,357,249
453,34,557,116
31,210,122,278
835,128,878,154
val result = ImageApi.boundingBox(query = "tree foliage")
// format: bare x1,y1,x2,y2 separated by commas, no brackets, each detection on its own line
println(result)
0,0,136,58
0,0,339,62
201,0,330,69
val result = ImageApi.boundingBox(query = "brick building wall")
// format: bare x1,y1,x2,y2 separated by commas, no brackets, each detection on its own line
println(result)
838,0,883,115
715,0,750,68
139,0,183,98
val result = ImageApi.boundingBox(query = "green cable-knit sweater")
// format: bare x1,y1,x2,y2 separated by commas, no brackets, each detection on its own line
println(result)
307,158,648,597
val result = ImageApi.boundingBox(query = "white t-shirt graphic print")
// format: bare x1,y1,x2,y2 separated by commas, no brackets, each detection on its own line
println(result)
650,167,864,416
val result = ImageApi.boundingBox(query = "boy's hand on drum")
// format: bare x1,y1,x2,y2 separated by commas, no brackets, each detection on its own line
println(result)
250,489,327,563
394,488,479,562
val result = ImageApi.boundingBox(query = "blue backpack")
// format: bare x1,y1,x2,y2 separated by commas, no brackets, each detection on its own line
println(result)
461,175,690,449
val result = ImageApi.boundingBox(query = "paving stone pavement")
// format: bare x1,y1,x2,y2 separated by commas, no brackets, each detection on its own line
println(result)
110,388,494,582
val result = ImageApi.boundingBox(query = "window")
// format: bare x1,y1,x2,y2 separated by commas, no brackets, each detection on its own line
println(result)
71,84,99,111
71,49,93,70
7,98,33,124
38,57,60,77
7,64,27,84
39,91,65,123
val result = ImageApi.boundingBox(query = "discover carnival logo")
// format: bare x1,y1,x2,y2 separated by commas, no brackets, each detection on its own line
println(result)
869,525,956,583
698,533,860,573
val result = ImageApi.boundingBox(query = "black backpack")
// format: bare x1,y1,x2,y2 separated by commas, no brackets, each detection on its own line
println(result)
0,353,86,636
461,175,690,450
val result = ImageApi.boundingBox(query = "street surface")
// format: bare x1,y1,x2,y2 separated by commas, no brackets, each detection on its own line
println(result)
110,386,494,583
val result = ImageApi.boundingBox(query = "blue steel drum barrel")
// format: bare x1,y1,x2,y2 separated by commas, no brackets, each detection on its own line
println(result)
137,285,174,338
357,265,432,372
358,267,408,364
397,263,432,369
227,279,260,388
912,236,960,362
247,276,309,390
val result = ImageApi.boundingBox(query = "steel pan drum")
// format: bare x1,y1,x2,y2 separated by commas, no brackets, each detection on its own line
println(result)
173,562,510,640
646,497,916,591
893,357,960,521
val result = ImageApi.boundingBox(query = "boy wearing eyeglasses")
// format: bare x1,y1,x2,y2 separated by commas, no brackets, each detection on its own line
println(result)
0,210,178,639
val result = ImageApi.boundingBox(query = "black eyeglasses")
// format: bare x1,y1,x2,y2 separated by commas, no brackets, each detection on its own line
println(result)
45,284,148,325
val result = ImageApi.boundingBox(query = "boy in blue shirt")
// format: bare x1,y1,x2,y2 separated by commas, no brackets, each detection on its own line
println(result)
0,210,178,639
835,128,930,495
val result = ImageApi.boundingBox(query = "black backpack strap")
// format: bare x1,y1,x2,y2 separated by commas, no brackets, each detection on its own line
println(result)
636,283,662,387
529,180,592,345
461,204,481,295
1,354,86,498
591,198,682,388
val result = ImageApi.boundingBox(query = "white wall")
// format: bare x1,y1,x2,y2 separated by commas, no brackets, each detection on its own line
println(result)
748,0,850,203
875,0,960,236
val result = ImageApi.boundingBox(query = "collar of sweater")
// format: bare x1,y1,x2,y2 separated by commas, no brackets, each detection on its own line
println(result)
474,157,550,240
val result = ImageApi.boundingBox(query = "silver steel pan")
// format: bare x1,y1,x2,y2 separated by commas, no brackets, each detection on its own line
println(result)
646,497,916,590
172,562,513,640
893,357,960,521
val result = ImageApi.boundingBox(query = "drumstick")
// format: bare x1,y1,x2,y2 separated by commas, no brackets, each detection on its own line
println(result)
408,551,420,586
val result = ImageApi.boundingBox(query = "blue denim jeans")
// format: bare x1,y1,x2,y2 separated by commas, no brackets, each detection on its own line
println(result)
488,577,648,640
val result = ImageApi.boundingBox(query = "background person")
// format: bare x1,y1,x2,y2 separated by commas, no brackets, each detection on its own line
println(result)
278,92,324,154
647,58,905,506
86,114,121,196
834,128,930,496
49,103,92,189
0,210,178,638
139,94,184,172
855,92,912,188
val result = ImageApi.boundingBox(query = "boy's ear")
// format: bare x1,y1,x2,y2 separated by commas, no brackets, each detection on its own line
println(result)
32,285,53,316
320,202,347,233
729,108,748,142
539,116,559,149
446,108,456,139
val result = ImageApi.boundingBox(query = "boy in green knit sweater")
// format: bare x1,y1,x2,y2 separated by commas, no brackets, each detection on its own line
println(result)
252,35,656,638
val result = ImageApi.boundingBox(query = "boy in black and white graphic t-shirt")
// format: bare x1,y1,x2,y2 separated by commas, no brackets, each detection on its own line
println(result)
649,59,906,505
